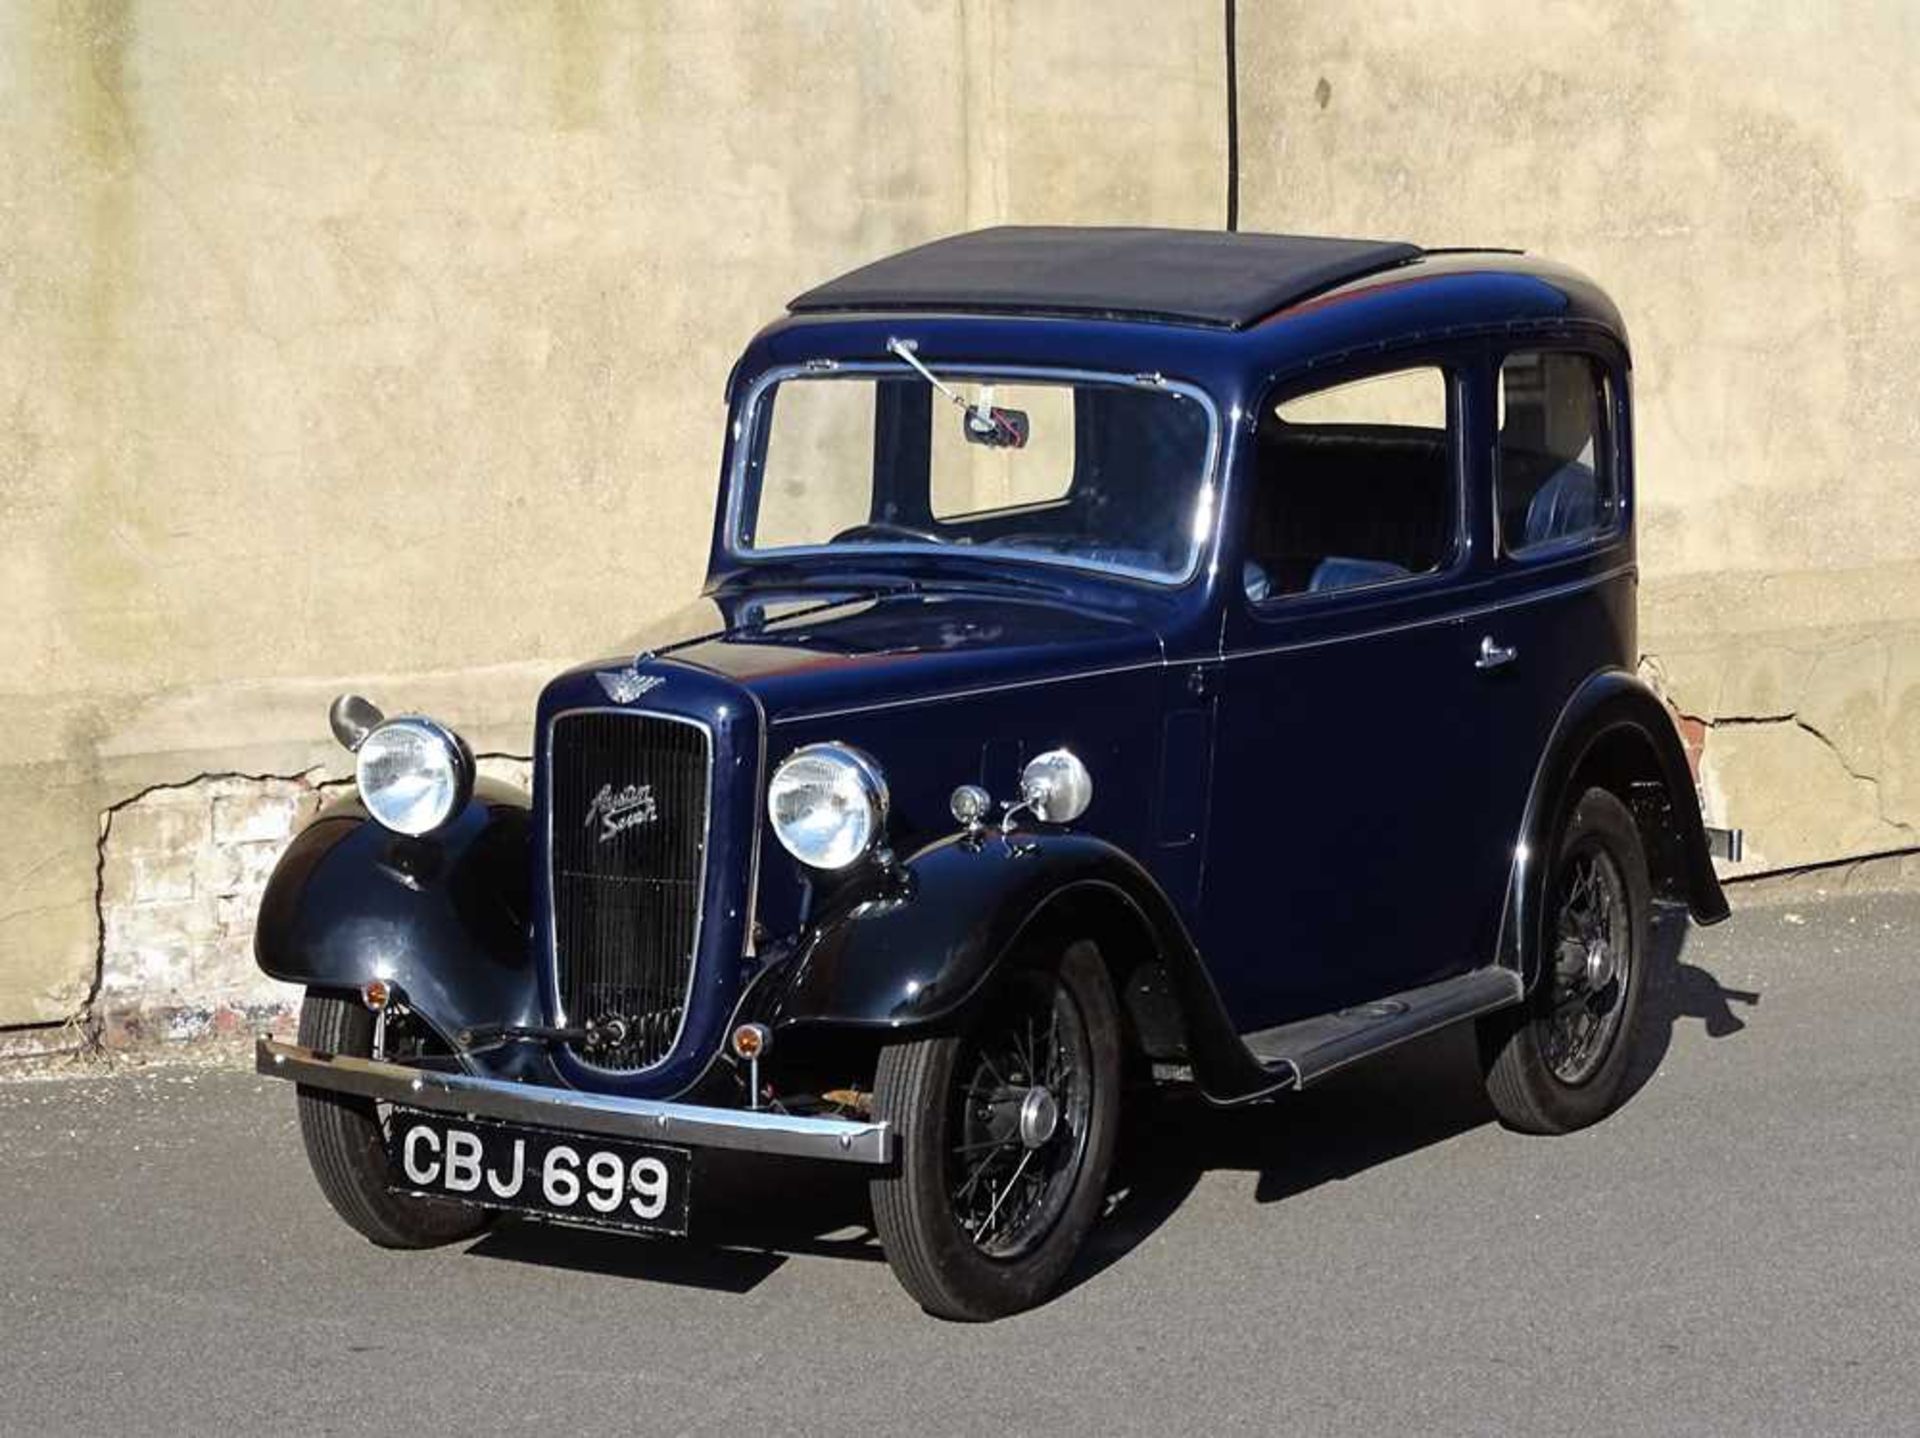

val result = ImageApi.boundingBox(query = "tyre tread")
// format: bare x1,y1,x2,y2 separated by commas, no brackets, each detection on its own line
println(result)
869,1038,955,1314
295,991,491,1249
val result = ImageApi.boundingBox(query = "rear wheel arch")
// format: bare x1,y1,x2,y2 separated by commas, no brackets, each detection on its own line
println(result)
1567,721,1695,910
1500,670,1728,992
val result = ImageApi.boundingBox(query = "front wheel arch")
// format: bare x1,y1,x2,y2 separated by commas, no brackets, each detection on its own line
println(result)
755,833,1274,1103
1006,886,1191,1067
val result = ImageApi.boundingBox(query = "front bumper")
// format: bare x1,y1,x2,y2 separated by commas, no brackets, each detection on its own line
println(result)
255,1038,893,1165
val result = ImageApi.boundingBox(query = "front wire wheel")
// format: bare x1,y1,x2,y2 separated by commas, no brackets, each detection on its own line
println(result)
871,940,1122,1320
1479,786,1653,1134
294,989,494,1249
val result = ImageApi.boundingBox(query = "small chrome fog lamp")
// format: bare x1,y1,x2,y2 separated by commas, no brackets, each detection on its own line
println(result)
949,784,992,830
359,979,403,1060
328,693,386,753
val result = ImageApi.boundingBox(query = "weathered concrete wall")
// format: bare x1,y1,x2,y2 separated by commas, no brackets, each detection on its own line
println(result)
0,0,1226,1028
7,1,1916,1037
1236,0,1920,872
1642,563,1920,871
94,757,531,1043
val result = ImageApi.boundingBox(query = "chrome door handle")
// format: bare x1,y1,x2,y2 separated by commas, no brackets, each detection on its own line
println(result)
1476,635,1519,671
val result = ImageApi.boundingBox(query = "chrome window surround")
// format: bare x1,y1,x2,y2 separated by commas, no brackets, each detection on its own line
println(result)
724,362,1225,588
543,705,715,1075
1244,360,1473,614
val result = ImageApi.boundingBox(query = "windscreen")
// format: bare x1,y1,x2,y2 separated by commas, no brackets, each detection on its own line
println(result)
732,370,1216,583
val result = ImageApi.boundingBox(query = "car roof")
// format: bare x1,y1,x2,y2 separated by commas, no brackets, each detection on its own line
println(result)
788,226,1429,331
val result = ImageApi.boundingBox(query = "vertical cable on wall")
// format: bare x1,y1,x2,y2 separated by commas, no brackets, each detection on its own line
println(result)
1224,0,1239,231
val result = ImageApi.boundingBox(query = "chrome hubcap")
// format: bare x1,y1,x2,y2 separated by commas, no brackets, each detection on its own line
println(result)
1585,940,1618,991
1017,1085,1060,1149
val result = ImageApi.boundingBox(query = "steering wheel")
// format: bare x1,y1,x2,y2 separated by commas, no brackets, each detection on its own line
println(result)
830,521,943,545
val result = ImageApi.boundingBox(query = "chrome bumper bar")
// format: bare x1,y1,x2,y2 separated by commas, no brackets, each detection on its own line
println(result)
255,1038,893,1165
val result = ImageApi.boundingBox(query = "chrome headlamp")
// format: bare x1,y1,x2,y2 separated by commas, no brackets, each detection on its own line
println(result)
767,743,888,870
352,714,475,837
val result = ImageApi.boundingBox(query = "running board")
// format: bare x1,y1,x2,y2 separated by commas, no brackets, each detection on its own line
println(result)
1239,967,1524,1089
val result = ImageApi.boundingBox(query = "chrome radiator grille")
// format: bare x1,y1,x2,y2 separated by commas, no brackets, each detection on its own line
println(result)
548,710,711,1071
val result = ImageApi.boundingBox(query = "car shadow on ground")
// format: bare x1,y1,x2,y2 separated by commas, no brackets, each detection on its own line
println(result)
1069,907,1760,1294
468,907,1761,1302
465,1147,883,1292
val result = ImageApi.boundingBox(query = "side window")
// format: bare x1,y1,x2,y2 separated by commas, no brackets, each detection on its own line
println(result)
1497,351,1618,555
1245,366,1456,602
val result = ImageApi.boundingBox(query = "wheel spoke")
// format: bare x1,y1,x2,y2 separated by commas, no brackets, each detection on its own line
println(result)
977,1049,1015,1092
977,1148,1036,1243
935,969,1099,1258
1539,844,1631,1085
953,1146,1007,1207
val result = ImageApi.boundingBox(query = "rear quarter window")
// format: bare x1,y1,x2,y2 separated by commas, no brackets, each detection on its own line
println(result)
1497,351,1620,556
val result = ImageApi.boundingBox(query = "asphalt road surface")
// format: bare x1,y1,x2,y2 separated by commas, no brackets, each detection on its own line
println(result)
5,887,1917,1436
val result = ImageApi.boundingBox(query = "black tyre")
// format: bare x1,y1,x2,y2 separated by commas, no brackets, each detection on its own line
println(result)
870,940,1122,1321
294,990,493,1249
1479,786,1652,1134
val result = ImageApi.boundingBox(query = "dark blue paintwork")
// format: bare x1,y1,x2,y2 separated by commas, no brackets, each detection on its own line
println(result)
256,248,1725,1105
749,828,1271,1100
254,780,556,1083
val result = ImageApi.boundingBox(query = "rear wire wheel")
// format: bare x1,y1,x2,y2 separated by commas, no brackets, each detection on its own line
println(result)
294,990,494,1249
1479,787,1652,1134
870,940,1122,1320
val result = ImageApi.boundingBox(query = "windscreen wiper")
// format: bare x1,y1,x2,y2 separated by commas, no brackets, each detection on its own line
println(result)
886,338,1028,448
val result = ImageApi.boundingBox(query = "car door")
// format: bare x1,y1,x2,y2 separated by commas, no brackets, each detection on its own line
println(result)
1468,339,1639,869
1198,353,1514,1032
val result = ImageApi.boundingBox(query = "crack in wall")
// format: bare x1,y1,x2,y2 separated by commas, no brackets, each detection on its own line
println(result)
1681,708,1914,840
79,754,530,1043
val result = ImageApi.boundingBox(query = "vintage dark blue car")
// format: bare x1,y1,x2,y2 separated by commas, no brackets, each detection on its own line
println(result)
255,227,1733,1320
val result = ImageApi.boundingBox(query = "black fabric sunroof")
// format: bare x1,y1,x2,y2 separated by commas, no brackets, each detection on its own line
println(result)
788,226,1423,330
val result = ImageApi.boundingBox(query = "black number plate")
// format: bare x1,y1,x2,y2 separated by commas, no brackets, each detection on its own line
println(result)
384,1109,690,1236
